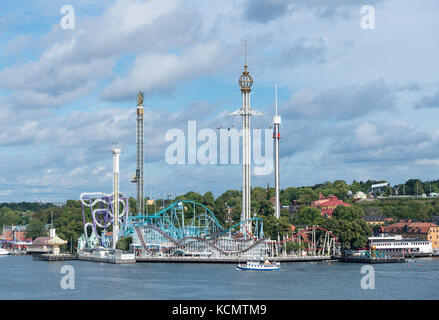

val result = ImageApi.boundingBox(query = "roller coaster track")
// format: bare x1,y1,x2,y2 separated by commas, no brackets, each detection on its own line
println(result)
128,200,224,233
277,226,338,244
134,225,267,255
134,226,155,253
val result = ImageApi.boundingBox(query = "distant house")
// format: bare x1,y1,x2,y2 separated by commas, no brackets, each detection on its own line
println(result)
380,221,439,250
362,216,393,226
268,196,281,207
310,194,352,218
353,191,367,201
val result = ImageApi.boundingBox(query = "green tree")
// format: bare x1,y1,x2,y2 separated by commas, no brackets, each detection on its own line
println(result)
322,219,371,249
296,187,319,205
26,219,47,239
294,206,322,227
0,208,20,227
116,236,133,251
332,205,365,222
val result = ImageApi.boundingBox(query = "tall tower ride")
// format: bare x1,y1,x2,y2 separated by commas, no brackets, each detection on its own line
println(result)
112,147,121,249
136,91,144,215
231,42,261,237
273,85,281,219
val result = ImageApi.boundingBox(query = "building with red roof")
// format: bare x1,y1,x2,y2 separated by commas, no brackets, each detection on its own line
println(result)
310,194,352,218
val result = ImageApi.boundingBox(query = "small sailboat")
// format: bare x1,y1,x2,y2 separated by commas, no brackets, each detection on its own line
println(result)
237,259,280,271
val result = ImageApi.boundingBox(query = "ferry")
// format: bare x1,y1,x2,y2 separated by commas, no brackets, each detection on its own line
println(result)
0,248,10,255
237,259,280,271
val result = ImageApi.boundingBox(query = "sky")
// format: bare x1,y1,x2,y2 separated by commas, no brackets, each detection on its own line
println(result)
1,0,439,202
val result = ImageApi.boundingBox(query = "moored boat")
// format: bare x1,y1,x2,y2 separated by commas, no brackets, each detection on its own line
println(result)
237,259,280,271
0,248,10,255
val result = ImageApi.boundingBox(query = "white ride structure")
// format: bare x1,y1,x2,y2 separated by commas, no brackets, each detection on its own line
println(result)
231,42,262,237
273,85,281,219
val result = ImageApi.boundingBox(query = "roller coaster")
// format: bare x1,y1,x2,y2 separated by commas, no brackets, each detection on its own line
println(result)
79,195,338,258
125,200,270,258
80,192,129,246
122,200,338,258
278,226,338,257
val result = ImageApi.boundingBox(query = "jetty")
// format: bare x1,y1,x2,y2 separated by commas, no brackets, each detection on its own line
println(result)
78,249,136,264
32,253,78,261
136,255,334,264
339,254,405,264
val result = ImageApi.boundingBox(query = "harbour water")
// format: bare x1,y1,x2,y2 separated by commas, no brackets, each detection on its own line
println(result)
0,255,438,299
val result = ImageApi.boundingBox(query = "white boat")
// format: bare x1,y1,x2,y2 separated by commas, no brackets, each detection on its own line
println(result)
237,259,280,271
0,248,10,255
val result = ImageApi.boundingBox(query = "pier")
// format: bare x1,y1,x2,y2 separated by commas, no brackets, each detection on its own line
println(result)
78,255,135,264
32,253,78,261
136,255,334,263
339,255,405,264
78,250,136,264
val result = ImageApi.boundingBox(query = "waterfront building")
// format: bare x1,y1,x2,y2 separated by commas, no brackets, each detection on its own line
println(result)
102,232,113,248
310,194,352,218
1,225,29,241
368,234,433,255
27,229,68,254
380,221,439,250
27,237,52,254
0,225,32,251
77,232,100,250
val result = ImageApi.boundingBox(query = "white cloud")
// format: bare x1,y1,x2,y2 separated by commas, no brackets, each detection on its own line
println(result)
101,42,232,100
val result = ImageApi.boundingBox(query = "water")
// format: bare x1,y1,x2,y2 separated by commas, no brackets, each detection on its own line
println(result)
0,255,438,299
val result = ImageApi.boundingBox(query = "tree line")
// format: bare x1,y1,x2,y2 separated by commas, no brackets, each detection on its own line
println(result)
1,179,438,250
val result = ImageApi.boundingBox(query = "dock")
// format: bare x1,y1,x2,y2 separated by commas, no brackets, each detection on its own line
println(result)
78,255,136,264
78,250,136,264
32,253,78,261
339,255,405,264
136,255,335,263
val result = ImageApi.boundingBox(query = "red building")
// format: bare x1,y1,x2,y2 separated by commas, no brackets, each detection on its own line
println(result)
310,194,352,218
1,225,29,241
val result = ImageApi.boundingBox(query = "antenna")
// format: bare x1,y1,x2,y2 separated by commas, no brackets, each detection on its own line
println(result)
275,84,278,116
244,40,247,67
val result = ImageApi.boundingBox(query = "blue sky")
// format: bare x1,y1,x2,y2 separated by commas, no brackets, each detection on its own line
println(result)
1,0,439,202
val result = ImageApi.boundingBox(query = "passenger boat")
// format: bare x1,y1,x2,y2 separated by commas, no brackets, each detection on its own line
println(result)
0,248,10,255
237,259,280,271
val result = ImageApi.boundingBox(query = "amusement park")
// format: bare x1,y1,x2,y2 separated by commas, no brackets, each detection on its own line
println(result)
74,49,341,264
